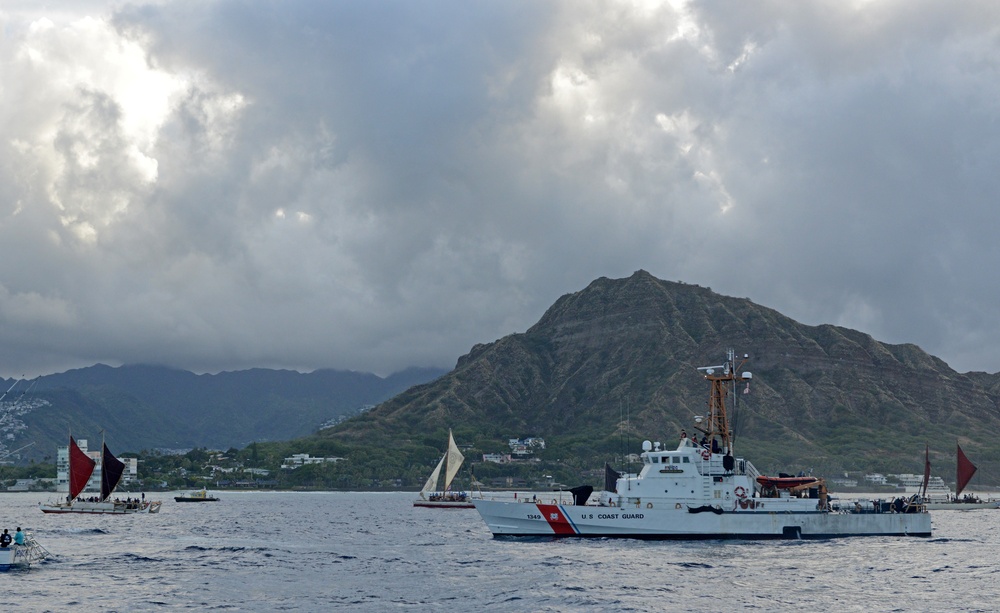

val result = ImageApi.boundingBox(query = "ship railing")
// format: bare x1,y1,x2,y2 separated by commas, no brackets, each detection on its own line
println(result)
699,457,761,481
740,460,762,482
838,496,926,514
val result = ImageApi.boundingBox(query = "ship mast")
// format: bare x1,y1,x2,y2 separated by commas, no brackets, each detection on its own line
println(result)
696,349,751,457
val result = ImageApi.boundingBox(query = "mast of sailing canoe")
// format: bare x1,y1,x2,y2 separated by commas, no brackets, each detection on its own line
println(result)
101,430,106,502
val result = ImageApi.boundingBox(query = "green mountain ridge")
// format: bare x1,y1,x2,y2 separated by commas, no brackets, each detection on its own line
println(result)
0,365,447,462
316,270,1000,489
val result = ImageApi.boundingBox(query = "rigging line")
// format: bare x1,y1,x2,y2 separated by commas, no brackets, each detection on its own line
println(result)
0,378,21,404
619,398,624,469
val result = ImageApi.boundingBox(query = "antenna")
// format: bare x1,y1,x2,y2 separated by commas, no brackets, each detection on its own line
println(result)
626,396,632,487
697,349,751,457
618,399,624,470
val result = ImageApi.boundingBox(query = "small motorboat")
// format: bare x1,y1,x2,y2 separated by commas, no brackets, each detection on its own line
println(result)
174,489,220,502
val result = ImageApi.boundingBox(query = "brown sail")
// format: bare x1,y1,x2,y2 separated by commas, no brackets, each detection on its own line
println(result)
956,444,978,497
69,436,97,501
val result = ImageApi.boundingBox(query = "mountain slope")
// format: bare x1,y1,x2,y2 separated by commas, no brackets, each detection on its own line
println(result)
321,271,1000,485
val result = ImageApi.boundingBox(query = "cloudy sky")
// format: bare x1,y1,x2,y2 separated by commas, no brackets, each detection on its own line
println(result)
2,0,1000,379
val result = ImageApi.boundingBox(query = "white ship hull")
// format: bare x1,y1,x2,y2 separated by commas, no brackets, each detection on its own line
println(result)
0,547,31,571
474,499,931,539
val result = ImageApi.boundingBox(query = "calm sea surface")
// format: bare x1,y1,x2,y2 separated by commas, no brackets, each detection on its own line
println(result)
2,490,999,612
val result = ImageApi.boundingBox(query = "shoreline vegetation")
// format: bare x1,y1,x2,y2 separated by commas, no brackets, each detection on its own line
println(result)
3,435,996,495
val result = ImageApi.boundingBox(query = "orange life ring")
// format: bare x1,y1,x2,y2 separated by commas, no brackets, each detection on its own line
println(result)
734,486,747,499
701,449,710,460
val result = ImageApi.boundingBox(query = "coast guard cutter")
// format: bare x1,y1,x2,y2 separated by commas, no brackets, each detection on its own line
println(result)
473,350,932,539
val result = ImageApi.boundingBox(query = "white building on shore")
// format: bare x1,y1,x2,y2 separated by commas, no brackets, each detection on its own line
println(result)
55,439,138,493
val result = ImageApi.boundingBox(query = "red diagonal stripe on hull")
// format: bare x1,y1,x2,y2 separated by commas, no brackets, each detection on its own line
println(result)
536,504,576,535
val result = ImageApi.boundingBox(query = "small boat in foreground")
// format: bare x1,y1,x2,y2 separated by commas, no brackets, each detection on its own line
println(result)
925,445,1000,510
175,489,220,502
473,350,932,539
414,429,475,509
40,436,162,514
0,532,50,571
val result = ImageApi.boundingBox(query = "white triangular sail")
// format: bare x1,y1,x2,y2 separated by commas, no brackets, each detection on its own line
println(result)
442,429,465,492
420,454,445,499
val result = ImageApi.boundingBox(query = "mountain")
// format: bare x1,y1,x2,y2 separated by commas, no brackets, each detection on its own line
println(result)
0,365,447,462
318,270,1000,488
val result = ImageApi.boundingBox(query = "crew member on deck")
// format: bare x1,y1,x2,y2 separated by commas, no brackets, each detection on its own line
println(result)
0,529,11,548
14,528,24,546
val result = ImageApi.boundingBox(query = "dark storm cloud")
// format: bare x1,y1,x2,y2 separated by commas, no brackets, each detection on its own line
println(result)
2,0,1000,378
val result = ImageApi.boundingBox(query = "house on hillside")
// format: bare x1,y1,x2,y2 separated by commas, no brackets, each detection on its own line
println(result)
507,437,546,457
830,477,858,488
5,478,56,492
523,437,545,449
482,453,512,464
281,453,344,469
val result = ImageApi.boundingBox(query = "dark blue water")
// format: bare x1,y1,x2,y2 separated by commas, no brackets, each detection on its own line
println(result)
4,491,999,611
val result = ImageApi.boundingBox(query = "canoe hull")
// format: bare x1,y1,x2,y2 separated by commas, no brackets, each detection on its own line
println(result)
40,500,161,514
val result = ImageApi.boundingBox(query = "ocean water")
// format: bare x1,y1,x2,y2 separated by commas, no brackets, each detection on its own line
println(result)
3,490,999,612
